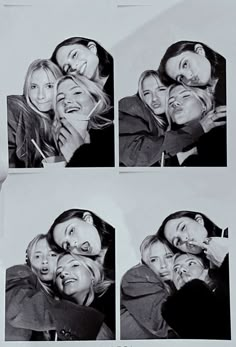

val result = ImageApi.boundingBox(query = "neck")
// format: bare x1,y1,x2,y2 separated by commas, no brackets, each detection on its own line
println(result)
73,289,89,306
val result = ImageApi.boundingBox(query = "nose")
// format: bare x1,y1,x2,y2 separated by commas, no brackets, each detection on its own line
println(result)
38,87,46,100
42,257,48,265
152,92,159,102
64,98,72,105
172,100,181,108
179,266,187,275
159,258,167,269
60,270,69,279
179,232,188,243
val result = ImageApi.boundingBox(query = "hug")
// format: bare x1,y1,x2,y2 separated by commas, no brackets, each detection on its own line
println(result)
8,36,114,168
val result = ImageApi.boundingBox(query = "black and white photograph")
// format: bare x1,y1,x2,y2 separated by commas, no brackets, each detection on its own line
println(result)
4,2,114,169
1,172,116,341
115,0,232,168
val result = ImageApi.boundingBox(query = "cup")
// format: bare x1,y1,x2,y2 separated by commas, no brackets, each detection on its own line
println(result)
42,156,66,168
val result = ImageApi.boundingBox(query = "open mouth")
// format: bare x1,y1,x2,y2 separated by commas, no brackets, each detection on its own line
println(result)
80,241,91,253
65,106,81,114
63,278,76,286
160,272,170,278
40,267,49,275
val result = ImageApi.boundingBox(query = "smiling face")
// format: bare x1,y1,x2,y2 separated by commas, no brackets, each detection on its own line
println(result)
165,48,211,86
147,242,173,281
28,68,56,112
164,215,208,254
53,217,102,256
56,78,95,121
56,43,99,80
173,254,208,289
30,238,58,283
168,85,203,124
55,254,92,304
142,75,167,115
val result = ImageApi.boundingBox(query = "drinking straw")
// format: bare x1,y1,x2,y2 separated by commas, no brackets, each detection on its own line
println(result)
161,152,165,167
31,139,47,161
86,100,101,120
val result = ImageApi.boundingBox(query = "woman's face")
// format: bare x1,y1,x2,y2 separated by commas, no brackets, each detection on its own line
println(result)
55,254,92,303
53,217,102,256
30,238,58,282
56,43,99,80
147,242,173,281
28,68,56,112
173,254,207,289
56,78,95,120
164,215,208,254
168,85,203,124
142,75,167,115
165,49,211,86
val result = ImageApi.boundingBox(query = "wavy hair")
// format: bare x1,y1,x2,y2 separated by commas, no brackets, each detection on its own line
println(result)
51,36,113,79
166,83,214,124
55,253,112,306
26,234,56,296
158,40,226,86
138,70,168,129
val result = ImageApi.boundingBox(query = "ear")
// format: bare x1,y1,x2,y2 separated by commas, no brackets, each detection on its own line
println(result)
194,214,204,226
87,41,97,55
82,211,94,225
194,44,206,56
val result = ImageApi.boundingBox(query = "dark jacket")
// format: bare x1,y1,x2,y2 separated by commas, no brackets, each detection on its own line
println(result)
7,95,57,168
5,265,104,341
162,256,230,339
119,94,204,166
120,263,172,339
67,121,114,167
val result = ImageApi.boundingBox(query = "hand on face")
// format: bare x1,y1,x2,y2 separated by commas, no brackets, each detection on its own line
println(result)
189,236,228,267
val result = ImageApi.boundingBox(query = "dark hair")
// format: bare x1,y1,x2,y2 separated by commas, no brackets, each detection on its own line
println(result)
47,208,114,253
156,210,222,253
51,36,113,79
158,40,225,86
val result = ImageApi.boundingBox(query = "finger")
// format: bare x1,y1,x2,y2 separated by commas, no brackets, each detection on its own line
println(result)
213,121,226,127
212,112,226,121
60,127,70,139
215,105,226,112
61,118,77,135
58,134,66,145
188,240,208,249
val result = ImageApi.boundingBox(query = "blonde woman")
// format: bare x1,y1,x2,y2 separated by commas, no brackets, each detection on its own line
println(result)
5,234,106,341
8,59,62,168
53,75,114,166
120,234,175,339
167,84,226,166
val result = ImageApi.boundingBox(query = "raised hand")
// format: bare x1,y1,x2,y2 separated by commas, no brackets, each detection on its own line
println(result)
200,105,226,133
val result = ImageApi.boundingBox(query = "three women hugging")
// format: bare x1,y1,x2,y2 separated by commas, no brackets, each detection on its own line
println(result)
8,37,114,168
119,40,226,167
121,210,230,340
5,208,115,341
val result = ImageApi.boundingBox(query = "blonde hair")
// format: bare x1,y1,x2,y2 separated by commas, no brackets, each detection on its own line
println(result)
140,234,161,265
26,234,56,296
52,75,112,143
56,253,112,306
138,70,168,128
166,83,214,123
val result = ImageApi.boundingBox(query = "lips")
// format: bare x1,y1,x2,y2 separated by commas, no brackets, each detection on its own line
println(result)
40,267,49,275
63,278,76,286
64,105,81,113
160,272,170,278
152,103,161,108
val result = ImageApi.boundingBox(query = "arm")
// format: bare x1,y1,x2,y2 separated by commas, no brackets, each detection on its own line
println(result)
119,97,204,166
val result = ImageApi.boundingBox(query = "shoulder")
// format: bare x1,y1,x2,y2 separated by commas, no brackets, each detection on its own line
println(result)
6,264,32,279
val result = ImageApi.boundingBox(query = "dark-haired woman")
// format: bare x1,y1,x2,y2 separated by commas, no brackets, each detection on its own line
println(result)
157,210,228,268
51,36,114,106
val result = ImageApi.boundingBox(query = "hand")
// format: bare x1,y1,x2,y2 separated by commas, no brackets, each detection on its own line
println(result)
58,119,86,162
200,105,226,133
190,237,228,267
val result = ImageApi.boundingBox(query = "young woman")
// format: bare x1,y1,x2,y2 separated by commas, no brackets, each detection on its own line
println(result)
167,84,226,166
157,210,228,268
162,252,231,339
47,208,115,281
51,36,114,105
158,40,226,107
5,234,105,341
120,234,176,339
55,253,115,336
8,59,62,168
52,75,114,167
119,70,224,167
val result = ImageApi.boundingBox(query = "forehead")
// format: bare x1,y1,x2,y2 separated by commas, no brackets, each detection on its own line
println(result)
31,68,55,82
142,75,162,89
169,85,187,97
34,238,49,252
57,44,88,61
57,79,83,93
149,241,171,256
174,254,203,266
58,254,74,266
